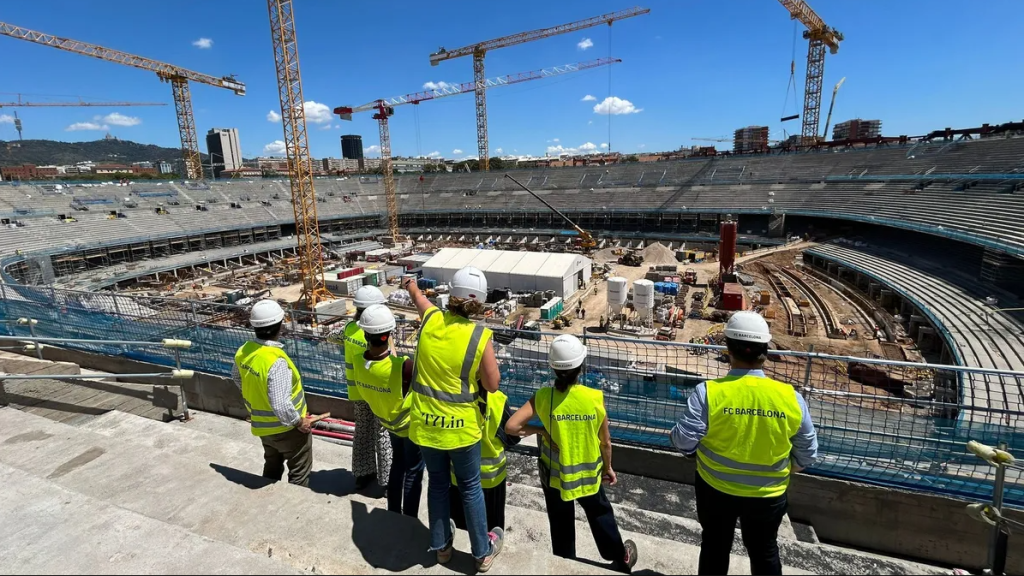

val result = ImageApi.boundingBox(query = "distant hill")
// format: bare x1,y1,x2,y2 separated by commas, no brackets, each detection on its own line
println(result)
0,139,209,167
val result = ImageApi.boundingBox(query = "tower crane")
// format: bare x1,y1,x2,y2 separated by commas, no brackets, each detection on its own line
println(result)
0,21,245,180
267,0,330,310
335,58,622,243
0,98,165,140
776,0,843,144
429,6,649,171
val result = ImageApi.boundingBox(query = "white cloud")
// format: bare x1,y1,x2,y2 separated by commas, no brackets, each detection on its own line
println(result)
587,120,593,125
192,37,214,49
601,143,609,149
98,112,141,127
577,37,594,51
318,123,334,131
546,141,602,156
66,122,109,132
452,148,463,155
0,114,14,124
553,138,560,142
494,148,503,154
303,101,332,124
593,96,642,115
581,94,597,102
267,110,281,122
638,144,646,149
423,81,452,91
364,145,381,156
426,151,442,158
263,140,287,156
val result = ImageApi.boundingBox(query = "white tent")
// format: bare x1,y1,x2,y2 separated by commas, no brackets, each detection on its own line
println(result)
421,248,592,299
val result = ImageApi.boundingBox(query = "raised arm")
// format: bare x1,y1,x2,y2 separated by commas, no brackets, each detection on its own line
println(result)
401,277,433,318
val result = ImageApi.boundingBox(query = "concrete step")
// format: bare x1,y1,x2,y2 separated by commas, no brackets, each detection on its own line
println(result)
0,462,304,575
79,409,943,576
0,407,753,575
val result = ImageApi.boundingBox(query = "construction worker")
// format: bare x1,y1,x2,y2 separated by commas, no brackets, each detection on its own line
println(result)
353,304,424,516
328,285,392,491
670,311,819,576
505,335,638,574
403,267,504,572
232,300,317,487
450,387,520,532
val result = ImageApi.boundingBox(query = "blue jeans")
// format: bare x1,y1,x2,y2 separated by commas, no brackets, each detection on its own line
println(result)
420,443,493,559
387,432,424,517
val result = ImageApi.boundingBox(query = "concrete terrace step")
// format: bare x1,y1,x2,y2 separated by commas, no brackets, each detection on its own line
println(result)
0,462,304,575
80,410,942,575
0,407,740,576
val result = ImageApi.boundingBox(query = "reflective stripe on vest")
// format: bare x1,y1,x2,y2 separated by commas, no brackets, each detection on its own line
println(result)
408,308,491,450
235,342,307,437
450,390,509,489
535,385,606,501
697,374,803,498
342,321,367,401
353,354,411,437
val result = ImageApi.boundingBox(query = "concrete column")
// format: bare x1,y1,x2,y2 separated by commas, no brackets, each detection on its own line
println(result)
900,300,913,317
869,282,880,300
940,346,952,365
879,289,894,308
827,263,838,276
910,314,926,339
918,326,937,351
0,378,7,407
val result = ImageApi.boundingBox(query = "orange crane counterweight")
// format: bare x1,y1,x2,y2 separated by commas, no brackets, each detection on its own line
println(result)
429,7,649,171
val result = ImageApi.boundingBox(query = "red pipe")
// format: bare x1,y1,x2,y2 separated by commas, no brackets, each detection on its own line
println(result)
322,417,355,427
312,428,354,441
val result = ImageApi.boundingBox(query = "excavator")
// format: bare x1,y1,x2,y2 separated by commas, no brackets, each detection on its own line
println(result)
504,174,597,250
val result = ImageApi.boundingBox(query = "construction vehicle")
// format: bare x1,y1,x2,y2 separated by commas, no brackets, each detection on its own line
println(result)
551,313,574,330
334,59,619,245
655,326,677,341
820,76,846,140
429,7,649,170
683,268,698,285
618,250,644,267
0,21,245,180
505,174,597,250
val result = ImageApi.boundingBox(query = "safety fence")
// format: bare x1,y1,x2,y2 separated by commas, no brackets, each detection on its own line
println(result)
0,283,1021,507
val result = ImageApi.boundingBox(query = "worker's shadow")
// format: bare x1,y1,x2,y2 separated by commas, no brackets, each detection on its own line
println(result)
349,500,439,572
208,464,377,498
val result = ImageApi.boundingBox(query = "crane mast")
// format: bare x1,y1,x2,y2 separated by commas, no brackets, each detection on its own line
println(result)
504,174,596,249
0,21,245,180
776,0,842,144
429,7,648,171
268,0,330,310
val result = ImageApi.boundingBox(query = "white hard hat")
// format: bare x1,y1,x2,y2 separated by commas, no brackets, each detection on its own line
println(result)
724,311,772,344
451,266,488,301
549,334,587,370
353,285,385,310
356,304,396,335
250,300,285,328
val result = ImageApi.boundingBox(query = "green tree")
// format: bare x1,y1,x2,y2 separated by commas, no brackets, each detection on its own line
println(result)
488,156,505,170
623,155,639,163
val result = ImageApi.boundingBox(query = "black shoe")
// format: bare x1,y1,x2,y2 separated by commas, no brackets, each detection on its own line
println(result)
619,540,637,574
354,475,374,491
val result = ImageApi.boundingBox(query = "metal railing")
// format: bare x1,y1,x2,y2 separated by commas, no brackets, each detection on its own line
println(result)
0,284,1021,507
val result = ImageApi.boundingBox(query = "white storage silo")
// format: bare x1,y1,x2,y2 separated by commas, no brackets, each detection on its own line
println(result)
632,279,656,312
607,277,628,315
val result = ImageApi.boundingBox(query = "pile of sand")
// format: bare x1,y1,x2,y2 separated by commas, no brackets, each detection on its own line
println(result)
643,242,679,265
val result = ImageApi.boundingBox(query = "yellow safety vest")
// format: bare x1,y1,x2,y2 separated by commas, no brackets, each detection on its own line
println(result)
235,342,307,437
535,384,606,502
451,390,509,489
408,307,492,450
353,354,411,437
342,320,366,401
698,374,803,498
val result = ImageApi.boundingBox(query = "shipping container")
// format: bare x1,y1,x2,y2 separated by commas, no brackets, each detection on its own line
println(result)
366,248,392,263
335,266,365,280
326,275,364,297
540,296,564,320
720,282,745,311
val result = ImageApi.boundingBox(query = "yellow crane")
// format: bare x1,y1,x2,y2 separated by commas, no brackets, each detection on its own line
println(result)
429,6,649,171
0,21,245,180
776,0,843,144
0,97,166,141
267,0,330,310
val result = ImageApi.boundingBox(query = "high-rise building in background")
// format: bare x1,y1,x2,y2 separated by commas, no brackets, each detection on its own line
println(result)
206,128,243,178
733,126,769,154
341,134,364,168
832,119,882,141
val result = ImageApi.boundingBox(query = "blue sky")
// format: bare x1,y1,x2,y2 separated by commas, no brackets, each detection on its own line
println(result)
0,0,1021,161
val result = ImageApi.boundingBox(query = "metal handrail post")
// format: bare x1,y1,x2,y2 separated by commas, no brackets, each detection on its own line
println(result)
174,348,191,421
989,441,1009,575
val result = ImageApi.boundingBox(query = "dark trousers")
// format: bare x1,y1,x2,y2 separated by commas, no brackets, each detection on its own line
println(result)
694,473,788,576
387,432,425,517
542,484,629,573
450,481,507,531
261,428,313,488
